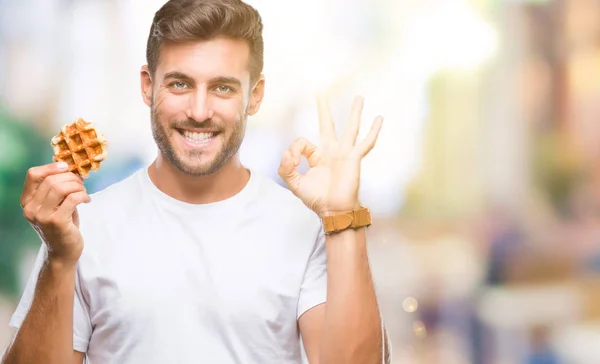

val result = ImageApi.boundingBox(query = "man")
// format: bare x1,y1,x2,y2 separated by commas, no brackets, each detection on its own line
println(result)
2,0,390,363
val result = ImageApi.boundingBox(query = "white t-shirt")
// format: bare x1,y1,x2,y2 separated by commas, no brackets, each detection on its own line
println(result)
9,167,327,363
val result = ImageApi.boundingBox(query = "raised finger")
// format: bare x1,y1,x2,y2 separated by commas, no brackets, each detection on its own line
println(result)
341,95,364,148
316,92,337,145
356,116,384,157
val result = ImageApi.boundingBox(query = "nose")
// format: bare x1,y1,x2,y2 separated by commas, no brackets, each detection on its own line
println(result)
185,88,215,122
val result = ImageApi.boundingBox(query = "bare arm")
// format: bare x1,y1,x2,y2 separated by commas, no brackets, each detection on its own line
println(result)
279,94,388,362
299,227,388,364
3,163,90,364
2,332,85,364
2,259,83,364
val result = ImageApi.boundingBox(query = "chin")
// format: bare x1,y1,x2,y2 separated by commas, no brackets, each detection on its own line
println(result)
176,161,216,176
173,155,227,176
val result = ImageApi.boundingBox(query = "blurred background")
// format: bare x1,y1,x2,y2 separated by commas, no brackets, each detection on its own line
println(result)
2,0,600,362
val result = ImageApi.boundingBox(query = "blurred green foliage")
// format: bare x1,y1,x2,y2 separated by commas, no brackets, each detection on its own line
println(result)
0,107,49,297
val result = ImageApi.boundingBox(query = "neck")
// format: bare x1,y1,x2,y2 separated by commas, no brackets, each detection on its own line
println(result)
148,153,250,204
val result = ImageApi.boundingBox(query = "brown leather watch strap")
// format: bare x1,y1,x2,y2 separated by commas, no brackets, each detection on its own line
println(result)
322,207,372,234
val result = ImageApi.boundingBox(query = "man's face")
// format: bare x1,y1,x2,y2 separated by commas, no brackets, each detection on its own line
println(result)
141,37,264,176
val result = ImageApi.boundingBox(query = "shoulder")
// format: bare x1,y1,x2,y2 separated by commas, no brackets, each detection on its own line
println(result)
252,172,322,234
77,168,145,229
85,169,142,205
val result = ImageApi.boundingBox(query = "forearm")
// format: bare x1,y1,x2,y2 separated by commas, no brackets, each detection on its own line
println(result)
3,259,76,364
319,227,382,364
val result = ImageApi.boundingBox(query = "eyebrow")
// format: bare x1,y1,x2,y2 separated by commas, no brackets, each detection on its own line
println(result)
163,71,195,85
163,72,242,88
208,76,242,88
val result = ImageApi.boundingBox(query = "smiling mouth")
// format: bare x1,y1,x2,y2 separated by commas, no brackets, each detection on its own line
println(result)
178,129,219,145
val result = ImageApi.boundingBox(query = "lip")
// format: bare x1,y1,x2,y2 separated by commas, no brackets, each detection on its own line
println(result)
178,128,219,134
177,129,219,150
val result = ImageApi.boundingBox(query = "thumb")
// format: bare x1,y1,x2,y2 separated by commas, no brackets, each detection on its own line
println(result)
278,150,302,193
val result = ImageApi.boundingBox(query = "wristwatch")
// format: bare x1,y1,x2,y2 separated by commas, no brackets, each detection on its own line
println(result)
322,206,372,234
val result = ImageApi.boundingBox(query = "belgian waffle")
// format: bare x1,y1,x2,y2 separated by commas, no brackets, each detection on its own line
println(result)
51,118,108,178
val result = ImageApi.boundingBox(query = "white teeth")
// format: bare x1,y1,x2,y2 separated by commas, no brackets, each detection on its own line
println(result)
182,131,214,144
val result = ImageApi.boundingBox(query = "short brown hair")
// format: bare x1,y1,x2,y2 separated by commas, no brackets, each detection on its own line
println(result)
146,0,264,82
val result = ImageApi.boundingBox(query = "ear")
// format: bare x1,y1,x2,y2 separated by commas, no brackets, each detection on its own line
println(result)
247,74,265,116
140,65,153,108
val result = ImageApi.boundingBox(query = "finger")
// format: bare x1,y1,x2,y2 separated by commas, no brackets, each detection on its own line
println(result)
27,172,84,209
21,162,72,207
278,150,302,194
37,181,87,222
53,191,91,222
316,91,337,145
356,116,384,157
289,137,320,167
23,173,84,222
341,95,364,147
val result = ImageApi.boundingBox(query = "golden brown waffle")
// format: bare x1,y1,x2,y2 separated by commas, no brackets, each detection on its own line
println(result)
51,118,108,178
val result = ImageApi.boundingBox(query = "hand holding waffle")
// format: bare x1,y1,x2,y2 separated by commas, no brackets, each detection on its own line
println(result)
20,118,107,264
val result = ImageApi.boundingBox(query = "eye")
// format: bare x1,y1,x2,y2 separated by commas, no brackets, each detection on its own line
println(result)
170,81,188,89
215,85,232,93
